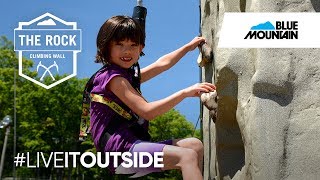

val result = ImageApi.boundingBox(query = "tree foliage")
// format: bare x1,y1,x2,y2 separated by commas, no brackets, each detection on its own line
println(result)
0,36,201,179
150,109,196,141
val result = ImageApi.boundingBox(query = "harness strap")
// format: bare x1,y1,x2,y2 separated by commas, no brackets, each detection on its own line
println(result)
90,94,132,120
79,63,143,142
79,65,107,141
79,103,91,141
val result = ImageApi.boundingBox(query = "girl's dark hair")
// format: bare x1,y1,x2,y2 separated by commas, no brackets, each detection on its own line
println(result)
95,15,146,64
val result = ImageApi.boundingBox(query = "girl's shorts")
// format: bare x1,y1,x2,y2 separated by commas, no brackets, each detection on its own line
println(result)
115,139,173,178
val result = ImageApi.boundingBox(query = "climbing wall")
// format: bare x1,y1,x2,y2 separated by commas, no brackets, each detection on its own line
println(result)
200,0,320,179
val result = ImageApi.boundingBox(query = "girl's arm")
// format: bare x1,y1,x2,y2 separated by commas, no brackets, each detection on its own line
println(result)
107,76,215,120
140,37,205,83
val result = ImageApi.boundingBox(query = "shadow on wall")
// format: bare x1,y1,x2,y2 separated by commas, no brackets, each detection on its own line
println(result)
253,81,294,107
215,67,245,178
311,0,320,12
240,0,246,12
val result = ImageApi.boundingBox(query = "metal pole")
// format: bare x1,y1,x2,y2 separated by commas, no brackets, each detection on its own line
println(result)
0,126,11,178
137,0,143,6
14,63,17,179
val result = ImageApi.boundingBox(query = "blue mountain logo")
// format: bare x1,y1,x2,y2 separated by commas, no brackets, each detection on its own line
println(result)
245,20,298,40
250,21,275,30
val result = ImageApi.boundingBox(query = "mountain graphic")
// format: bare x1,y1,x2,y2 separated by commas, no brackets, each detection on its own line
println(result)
250,21,275,30
37,18,56,26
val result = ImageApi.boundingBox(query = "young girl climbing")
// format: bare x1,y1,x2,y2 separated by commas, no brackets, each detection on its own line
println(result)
89,15,215,179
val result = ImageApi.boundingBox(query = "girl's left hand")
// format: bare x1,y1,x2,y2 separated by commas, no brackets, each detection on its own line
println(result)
182,82,216,97
186,36,206,51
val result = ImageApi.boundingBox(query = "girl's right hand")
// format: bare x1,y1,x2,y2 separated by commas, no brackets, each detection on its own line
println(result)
186,36,206,51
183,82,216,97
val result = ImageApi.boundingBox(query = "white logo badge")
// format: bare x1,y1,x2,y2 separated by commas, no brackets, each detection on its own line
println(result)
14,13,82,89
218,13,320,48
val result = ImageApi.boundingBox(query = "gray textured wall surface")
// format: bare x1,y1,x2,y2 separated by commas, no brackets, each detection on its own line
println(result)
200,0,320,179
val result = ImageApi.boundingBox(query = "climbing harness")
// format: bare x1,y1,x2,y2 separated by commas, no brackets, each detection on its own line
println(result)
79,63,150,143
90,94,132,120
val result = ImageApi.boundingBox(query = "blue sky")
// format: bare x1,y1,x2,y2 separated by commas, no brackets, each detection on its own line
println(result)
0,0,202,126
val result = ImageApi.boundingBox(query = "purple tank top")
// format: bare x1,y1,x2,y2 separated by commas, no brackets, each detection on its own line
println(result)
90,64,148,152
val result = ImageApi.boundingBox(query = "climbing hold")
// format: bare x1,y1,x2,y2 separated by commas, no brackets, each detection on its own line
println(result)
200,90,218,122
197,41,213,67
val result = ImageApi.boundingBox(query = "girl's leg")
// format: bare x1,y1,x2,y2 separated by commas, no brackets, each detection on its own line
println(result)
162,144,203,180
172,137,204,172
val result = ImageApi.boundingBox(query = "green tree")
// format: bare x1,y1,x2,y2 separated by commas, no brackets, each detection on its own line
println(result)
0,36,30,178
0,36,86,178
150,109,196,142
16,77,86,178
147,109,199,180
